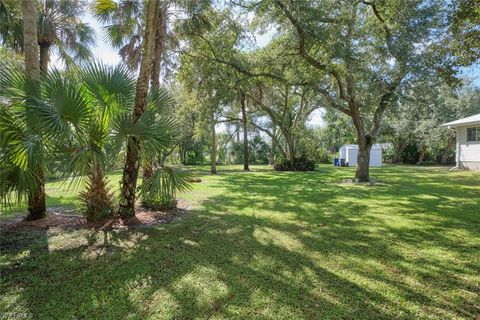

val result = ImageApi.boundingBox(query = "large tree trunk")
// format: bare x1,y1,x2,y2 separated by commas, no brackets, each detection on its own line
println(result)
39,44,50,74
240,93,250,171
210,120,217,174
22,0,45,220
269,125,276,165
353,116,372,182
119,0,159,217
440,135,455,165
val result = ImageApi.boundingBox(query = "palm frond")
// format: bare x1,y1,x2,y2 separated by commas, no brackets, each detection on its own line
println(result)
140,166,192,210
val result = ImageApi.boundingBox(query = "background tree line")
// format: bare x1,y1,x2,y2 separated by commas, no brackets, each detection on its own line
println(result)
0,0,478,221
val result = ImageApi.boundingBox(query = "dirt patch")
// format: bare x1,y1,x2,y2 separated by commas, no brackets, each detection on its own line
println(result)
340,178,387,186
0,199,193,232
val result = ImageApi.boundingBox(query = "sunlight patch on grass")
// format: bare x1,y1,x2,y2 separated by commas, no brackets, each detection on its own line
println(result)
253,227,304,252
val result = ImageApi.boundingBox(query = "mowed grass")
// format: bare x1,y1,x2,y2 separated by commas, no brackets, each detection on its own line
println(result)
1,165,479,319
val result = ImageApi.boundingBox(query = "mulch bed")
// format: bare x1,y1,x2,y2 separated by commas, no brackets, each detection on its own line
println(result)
0,199,192,232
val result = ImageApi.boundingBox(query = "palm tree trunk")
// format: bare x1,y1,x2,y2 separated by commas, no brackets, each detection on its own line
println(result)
143,4,167,181
22,0,45,220
119,0,159,218
21,0,40,81
150,5,166,89
240,92,250,171
26,169,46,220
83,163,113,222
39,44,50,74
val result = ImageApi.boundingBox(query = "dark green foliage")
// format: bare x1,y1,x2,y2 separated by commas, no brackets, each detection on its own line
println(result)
249,135,270,164
274,156,316,171
140,166,192,210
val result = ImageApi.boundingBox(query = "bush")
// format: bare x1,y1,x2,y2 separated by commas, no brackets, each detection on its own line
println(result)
140,166,192,210
274,156,316,171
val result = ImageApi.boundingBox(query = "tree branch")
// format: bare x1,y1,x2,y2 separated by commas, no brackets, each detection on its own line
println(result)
273,0,350,103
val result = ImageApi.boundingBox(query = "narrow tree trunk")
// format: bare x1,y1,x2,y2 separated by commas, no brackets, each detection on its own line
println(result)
269,125,276,165
180,144,186,165
39,44,50,74
286,135,295,166
440,135,455,165
211,120,217,174
417,148,426,165
236,124,240,143
240,93,250,171
22,0,45,220
393,141,407,163
119,0,159,217
150,5,166,89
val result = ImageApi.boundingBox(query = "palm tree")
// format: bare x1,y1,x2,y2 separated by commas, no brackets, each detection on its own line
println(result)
37,0,95,72
91,0,145,70
56,63,135,221
0,62,62,219
140,166,192,210
20,0,44,219
0,0,95,73
0,0,23,51
118,0,160,217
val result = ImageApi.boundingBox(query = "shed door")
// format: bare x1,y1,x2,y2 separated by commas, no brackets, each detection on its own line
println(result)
348,148,358,166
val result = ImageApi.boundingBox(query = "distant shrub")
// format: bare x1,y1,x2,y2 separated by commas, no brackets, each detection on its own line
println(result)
274,156,316,171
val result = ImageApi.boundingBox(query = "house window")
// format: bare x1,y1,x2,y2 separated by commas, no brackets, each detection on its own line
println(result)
466,127,480,142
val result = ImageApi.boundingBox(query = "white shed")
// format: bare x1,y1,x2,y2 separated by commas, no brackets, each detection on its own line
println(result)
339,144,383,167
441,113,480,170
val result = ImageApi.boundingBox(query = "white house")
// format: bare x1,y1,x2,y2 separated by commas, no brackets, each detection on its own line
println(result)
441,113,480,170
339,144,383,167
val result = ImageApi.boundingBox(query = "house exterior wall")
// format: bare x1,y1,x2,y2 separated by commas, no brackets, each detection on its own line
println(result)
456,125,480,170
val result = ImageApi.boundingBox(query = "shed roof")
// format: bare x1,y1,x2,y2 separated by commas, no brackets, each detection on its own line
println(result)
441,113,480,128
340,144,382,149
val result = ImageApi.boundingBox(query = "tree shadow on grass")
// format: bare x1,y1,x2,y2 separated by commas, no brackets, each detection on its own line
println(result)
1,166,479,319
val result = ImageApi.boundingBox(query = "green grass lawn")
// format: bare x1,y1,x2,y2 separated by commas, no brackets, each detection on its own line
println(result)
1,165,479,319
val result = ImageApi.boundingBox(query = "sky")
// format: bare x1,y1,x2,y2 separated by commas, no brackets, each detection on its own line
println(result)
51,12,479,130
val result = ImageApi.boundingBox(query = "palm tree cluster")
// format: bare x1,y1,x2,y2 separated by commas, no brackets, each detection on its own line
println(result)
0,0,196,221
0,60,187,221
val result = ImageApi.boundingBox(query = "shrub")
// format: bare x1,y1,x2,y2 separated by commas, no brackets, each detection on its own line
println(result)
274,156,316,171
140,166,192,210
